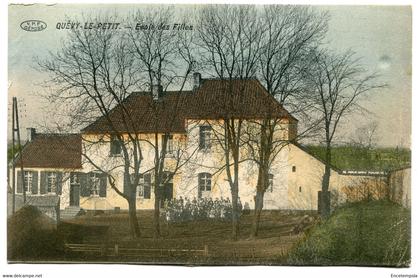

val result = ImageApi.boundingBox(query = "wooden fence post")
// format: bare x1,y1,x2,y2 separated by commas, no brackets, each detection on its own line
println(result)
101,243,107,256
204,244,209,257
114,244,119,256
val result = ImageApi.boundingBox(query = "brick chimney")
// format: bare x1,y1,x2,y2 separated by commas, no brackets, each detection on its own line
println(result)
151,84,164,100
26,128,36,142
193,72,201,90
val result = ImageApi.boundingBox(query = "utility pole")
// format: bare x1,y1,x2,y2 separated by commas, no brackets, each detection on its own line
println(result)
12,97,26,204
11,98,16,213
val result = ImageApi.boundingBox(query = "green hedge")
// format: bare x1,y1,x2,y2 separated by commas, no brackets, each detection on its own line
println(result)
8,206,64,260
288,200,410,266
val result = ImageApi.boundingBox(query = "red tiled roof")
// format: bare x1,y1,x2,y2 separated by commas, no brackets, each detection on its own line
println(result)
82,79,297,134
14,134,82,169
187,79,297,120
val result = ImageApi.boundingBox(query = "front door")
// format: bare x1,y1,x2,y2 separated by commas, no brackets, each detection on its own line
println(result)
160,183,173,208
164,183,173,201
70,184,80,206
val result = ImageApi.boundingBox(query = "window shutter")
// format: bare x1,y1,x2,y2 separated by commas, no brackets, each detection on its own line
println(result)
199,127,204,149
144,185,150,199
40,171,47,194
123,174,130,195
56,172,63,195
80,173,90,197
144,173,151,184
143,173,151,199
198,174,202,198
16,170,23,193
32,171,38,194
207,174,212,191
99,173,107,197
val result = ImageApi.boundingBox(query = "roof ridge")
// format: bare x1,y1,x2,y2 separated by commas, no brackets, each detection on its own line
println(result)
36,133,80,136
292,142,342,173
131,90,194,95
203,77,258,81
253,79,299,122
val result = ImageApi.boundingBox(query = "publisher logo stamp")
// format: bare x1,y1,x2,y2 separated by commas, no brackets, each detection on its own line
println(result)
20,20,47,32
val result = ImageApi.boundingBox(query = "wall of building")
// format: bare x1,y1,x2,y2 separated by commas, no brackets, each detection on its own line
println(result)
175,119,291,210
389,167,411,208
10,118,395,213
80,133,189,210
10,167,80,210
286,144,388,210
78,119,295,211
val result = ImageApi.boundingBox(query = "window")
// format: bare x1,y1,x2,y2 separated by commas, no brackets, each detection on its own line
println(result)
137,175,144,197
131,173,145,197
199,126,212,150
268,173,274,192
161,171,173,186
299,186,302,193
198,173,212,192
292,166,296,172
70,172,79,185
46,172,57,193
131,173,151,199
163,134,174,154
24,171,32,193
90,172,100,196
110,136,122,156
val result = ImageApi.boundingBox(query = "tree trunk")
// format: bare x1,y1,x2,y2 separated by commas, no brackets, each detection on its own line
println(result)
251,190,265,238
153,185,161,238
320,143,332,218
251,121,271,238
152,132,161,239
251,163,267,238
231,185,239,241
128,193,141,238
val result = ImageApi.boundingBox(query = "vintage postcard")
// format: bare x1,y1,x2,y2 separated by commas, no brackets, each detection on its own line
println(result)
5,2,412,271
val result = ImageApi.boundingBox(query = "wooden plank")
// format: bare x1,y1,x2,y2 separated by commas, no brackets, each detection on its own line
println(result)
65,243,207,256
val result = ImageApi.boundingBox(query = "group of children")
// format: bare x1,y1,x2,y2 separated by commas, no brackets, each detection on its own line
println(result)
163,196,243,223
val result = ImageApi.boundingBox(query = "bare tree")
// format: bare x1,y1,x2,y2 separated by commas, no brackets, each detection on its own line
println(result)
127,7,197,237
248,6,329,238
37,9,197,238
351,121,379,150
302,49,384,218
38,13,145,238
197,5,263,240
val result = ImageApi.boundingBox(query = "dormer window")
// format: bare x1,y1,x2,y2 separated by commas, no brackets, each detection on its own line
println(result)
110,136,122,156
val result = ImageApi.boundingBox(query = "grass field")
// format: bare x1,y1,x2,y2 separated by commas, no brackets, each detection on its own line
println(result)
288,200,411,266
306,145,411,171
60,210,315,264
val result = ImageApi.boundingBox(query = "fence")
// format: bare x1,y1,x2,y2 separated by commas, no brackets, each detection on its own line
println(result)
65,243,209,258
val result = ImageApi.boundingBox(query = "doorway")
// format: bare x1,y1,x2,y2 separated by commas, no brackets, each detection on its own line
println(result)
70,184,80,207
